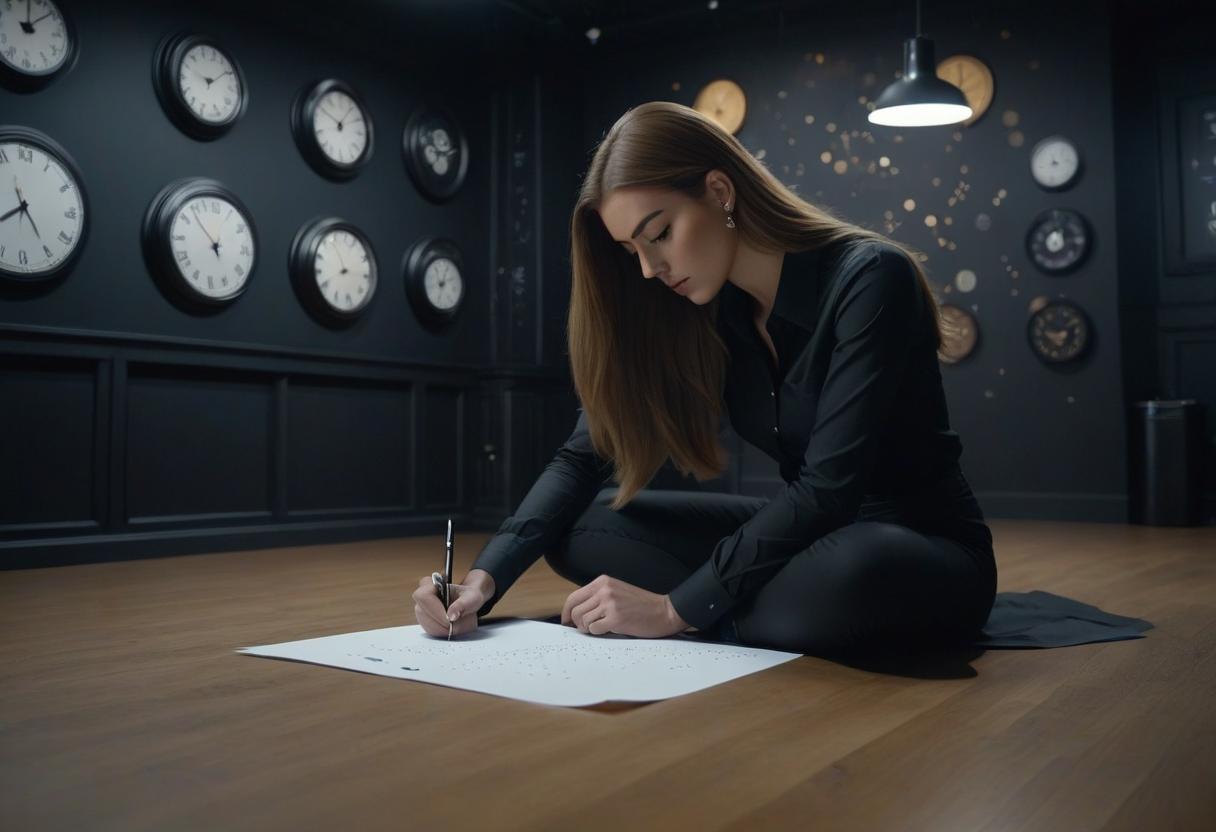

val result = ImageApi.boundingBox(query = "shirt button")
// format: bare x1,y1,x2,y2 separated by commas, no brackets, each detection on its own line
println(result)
709,603,715,609
770,390,775,397
772,426,779,434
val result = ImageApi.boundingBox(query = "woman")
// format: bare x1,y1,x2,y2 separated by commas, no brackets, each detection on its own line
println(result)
413,101,997,658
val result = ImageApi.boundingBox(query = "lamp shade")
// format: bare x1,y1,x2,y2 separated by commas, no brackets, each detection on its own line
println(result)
868,35,972,127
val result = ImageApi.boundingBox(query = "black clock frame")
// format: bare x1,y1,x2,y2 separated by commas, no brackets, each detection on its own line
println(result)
1026,299,1093,365
0,0,79,92
152,31,248,141
289,216,379,325
402,237,464,327
141,176,257,308
401,103,469,204
1025,207,1093,275
0,125,89,285
290,78,375,181
1029,135,1084,192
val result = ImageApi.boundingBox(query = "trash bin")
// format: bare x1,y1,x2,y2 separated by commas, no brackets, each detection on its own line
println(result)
1128,399,1204,526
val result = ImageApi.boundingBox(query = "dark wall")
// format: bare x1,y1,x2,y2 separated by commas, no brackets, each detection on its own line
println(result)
576,0,1210,522
0,0,586,567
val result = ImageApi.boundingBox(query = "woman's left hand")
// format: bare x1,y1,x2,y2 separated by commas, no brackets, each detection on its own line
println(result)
561,575,689,638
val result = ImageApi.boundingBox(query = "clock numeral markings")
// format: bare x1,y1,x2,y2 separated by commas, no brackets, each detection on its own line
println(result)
179,212,192,226
64,208,78,220
59,182,71,193
234,265,245,277
55,231,72,245
239,244,251,257
19,250,28,265
0,149,8,164
43,244,54,258
17,147,33,163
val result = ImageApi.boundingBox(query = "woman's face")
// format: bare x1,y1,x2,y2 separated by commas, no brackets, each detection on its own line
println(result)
596,176,736,304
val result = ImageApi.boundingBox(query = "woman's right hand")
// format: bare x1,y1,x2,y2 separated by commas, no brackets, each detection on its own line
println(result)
412,572,490,638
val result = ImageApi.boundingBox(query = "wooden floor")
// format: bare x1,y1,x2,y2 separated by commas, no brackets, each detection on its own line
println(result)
2,519,1214,831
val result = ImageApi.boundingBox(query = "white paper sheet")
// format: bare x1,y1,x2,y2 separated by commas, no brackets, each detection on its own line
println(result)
237,618,802,707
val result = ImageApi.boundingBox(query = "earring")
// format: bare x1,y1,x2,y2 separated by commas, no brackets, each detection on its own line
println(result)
723,202,736,229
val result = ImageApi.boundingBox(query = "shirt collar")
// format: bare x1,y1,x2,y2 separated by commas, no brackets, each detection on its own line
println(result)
719,245,827,335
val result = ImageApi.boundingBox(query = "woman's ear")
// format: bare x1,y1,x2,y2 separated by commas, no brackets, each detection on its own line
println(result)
705,169,734,209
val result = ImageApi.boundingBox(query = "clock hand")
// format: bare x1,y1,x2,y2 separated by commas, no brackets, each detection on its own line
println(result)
21,202,41,239
190,205,219,248
318,105,344,125
0,203,23,222
31,11,53,25
13,181,39,238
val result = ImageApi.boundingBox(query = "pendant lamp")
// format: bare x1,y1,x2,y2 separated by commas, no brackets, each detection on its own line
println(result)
868,0,971,127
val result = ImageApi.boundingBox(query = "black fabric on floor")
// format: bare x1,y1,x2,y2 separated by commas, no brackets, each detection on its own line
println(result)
969,590,1154,648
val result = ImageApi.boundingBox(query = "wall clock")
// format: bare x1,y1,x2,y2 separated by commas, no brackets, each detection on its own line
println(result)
1030,135,1082,191
0,0,77,91
141,177,256,307
936,304,979,364
402,237,464,326
289,216,378,323
935,55,994,127
152,32,247,140
291,79,373,180
1027,299,1092,364
402,104,468,203
0,125,87,283
1026,208,1091,274
692,79,747,134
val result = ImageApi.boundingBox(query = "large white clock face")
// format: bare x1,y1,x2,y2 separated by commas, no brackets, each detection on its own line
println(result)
1031,137,1079,189
424,257,462,310
312,89,368,165
314,228,374,312
170,195,254,299
178,43,241,124
0,0,70,76
0,138,84,276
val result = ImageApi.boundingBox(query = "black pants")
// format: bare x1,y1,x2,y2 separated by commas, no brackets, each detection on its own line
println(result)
544,486,997,657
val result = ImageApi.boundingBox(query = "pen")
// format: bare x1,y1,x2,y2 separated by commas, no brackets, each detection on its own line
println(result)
430,518,455,639
445,518,454,640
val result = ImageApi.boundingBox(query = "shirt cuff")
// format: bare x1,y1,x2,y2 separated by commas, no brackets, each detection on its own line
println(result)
469,533,525,619
668,558,737,632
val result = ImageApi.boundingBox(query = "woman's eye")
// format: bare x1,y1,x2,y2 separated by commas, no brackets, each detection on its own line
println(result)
650,226,670,244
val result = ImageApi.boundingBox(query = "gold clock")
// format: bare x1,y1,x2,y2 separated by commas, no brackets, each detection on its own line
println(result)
937,304,979,364
693,79,747,134
936,54,994,127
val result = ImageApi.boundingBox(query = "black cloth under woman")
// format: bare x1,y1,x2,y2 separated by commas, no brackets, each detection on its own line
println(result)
469,239,997,657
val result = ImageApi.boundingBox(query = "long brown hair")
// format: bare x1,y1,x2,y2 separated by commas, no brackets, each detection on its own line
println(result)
570,100,943,510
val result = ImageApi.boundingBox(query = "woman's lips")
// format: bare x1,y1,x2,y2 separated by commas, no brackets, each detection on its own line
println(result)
673,277,690,293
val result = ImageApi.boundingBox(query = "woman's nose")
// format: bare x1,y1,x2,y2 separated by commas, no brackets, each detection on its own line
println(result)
638,253,666,281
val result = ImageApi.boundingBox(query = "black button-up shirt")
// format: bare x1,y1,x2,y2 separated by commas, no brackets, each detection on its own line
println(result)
470,239,982,630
